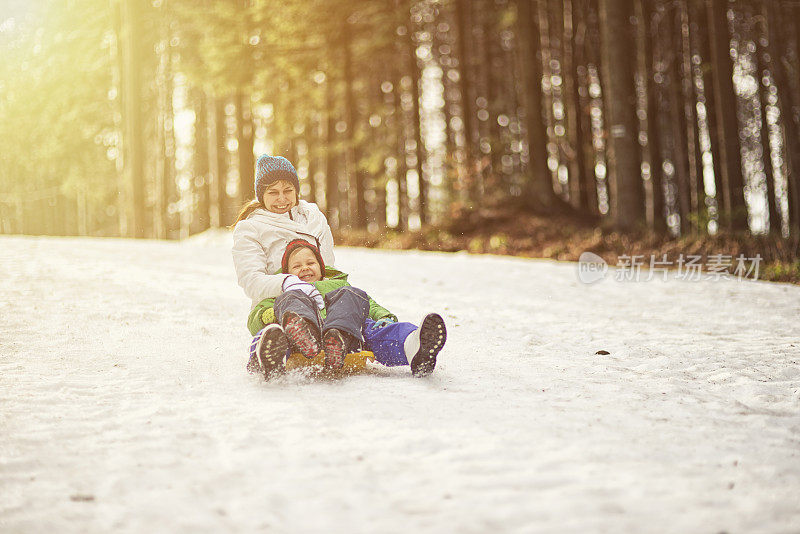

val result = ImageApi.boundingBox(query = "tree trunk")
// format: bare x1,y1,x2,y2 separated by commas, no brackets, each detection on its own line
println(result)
153,1,178,239
235,92,255,204
574,9,599,214
193,88,211,234
586,0,610,214
324,65,339,225
639,0,667,233
154,41,168,239
368,71,387,230
772,0,800,234
516,0,556,210
120,0,147,238
599,0,645,230
489,2,510,192
756,6,781,235
564,0,587,209
434,15,459,206
665,4,692,235
406,14,428,226
392,58,410,231
679,0,703,231
369,72,387,230
110,0,128,236
305,117,317,205
687,0,709,228
541,0,559,195
211,98,228,227
455,0,478,205
343,26,367,229
706,0,748,231
478,1,499,195
161,45,178,238
692,1,725,226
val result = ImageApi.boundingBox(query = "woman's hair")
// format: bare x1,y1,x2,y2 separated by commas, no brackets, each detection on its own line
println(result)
230,199,262,228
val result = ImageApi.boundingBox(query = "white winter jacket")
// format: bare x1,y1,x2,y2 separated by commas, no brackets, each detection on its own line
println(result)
231,200,335,308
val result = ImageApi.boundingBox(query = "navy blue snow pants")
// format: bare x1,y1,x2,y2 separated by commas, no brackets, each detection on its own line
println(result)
362,318,417,366
271,287,417,366
274,287,369,343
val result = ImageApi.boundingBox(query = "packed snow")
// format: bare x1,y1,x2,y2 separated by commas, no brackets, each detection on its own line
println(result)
1,233,799,533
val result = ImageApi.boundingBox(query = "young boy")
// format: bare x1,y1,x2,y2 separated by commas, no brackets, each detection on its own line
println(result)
248,240,447,379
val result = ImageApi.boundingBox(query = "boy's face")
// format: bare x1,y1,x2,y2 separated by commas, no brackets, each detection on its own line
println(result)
287,247,322,282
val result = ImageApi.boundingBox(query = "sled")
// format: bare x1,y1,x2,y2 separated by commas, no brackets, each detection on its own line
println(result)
284,350,376,375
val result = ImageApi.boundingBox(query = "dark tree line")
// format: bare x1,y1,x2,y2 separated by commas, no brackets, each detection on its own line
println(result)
1,0,800,242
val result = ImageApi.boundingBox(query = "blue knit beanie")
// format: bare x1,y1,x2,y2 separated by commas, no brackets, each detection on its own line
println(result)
254,155,300,203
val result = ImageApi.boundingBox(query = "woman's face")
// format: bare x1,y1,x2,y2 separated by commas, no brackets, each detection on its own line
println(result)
286,247,322,282
261,180,297,214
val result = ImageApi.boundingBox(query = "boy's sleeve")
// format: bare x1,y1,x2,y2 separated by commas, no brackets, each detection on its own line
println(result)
368,296,398,322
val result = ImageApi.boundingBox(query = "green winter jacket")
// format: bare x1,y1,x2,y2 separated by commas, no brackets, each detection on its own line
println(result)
247,266,397,335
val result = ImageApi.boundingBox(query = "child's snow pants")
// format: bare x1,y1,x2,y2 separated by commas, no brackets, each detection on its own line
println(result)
274,287,368,343
361,318,416,366
265,287,417,366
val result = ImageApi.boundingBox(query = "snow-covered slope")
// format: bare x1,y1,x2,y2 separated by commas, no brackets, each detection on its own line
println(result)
1,234,798,533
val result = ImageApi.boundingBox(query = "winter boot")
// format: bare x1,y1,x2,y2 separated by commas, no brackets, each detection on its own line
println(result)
323,328,349,369
405,313,447,377
283,312,321,359
249,324,288,379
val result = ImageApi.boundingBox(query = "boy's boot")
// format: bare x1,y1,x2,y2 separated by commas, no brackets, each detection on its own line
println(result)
322,328,351,369
283,312,321,359
404,313,447,377
249,324,289,379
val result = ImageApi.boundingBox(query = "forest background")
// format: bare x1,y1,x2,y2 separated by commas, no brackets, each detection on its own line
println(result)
1,0,799,282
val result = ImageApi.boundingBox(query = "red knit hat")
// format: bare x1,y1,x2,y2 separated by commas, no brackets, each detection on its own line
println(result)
281,239,325,274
